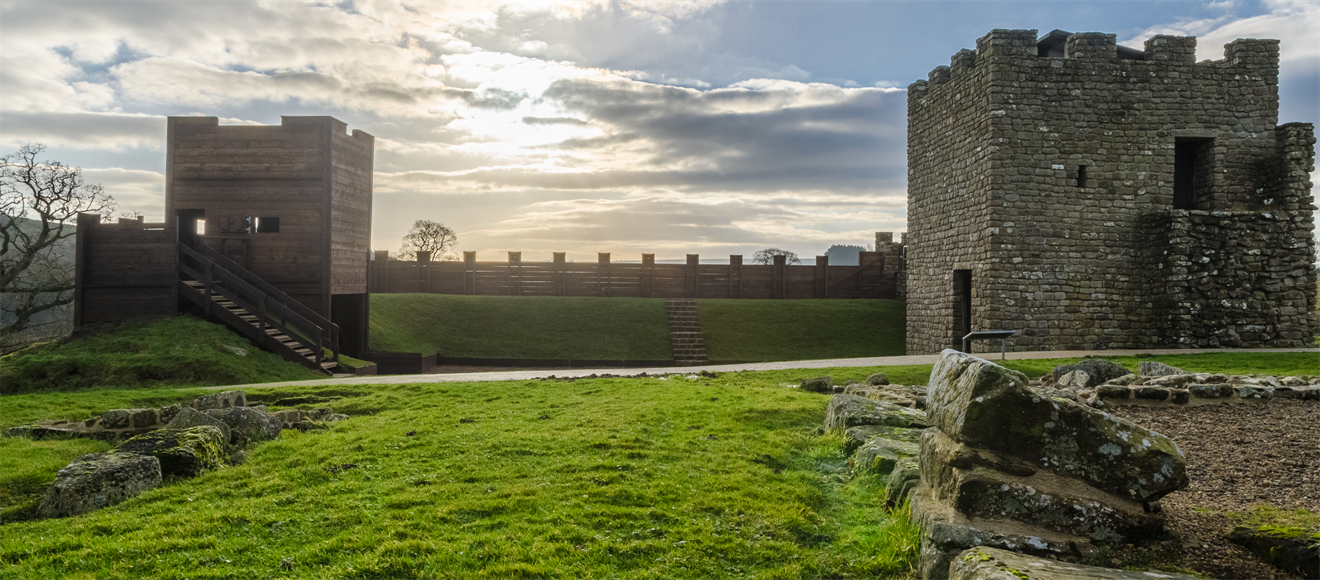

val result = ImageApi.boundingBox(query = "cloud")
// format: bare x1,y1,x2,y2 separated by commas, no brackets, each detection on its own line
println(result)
0,112,164,150
3,0,899,258
1124,0,1320,66
457,193,906,258
81,167,166,219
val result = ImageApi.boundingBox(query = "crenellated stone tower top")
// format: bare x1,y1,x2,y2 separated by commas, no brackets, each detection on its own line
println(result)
904,29,1316,354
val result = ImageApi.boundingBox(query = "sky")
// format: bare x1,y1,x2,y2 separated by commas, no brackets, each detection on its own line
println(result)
2,0,1317,261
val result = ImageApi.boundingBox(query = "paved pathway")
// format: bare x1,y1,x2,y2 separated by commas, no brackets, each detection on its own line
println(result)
208,347,1317,391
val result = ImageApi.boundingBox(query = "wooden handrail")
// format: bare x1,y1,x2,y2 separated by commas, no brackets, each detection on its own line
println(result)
190,243,338,334
178,243,340,365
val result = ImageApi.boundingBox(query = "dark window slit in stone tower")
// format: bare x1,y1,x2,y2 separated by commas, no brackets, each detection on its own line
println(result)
952,269,973,350
1174,138,1213,210
1077,165,1088,188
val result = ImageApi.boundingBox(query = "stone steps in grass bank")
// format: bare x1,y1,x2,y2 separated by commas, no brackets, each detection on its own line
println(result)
665,299,707,366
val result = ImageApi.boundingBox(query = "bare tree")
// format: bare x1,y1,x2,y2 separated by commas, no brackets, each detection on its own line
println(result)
751,247,801,265
1,144,115,344
396,220,458,261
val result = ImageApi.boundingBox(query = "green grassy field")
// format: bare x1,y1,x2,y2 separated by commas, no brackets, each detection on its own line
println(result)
370,294,673,360
1,348,1313,578
698,299,905,362
0,373,919,579
0,316,325,393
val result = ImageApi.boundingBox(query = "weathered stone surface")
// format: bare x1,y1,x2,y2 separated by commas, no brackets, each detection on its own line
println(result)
824,393,928,433
100,409,147,430
1057,370,1092,390
865,372,890,386
1052,360,1132,387
212,407,283,443
800,376,833,393
272,409,303,425
1189,383,1233,398
1227,524,1320,577
949,547,1203,580
843,383,928,408
842,424,925,454
115,426,228,478
1138,361,1186,377
927,351,1187,501
324,413,349,422
853,436,920,475
1098,374,1137,387
192,390,246,411
910,487,1096,580
38,453,162,518
884,457,921,508
158,403,187,425
165,407,232,443
920,430,1165,544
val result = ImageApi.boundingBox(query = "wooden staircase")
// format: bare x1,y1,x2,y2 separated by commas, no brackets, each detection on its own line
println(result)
176,243,343,374
665,299,708,366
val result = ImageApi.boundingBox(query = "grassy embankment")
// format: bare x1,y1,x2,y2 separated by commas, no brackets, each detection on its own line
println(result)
370,294,908,362
0,316,326,393
698,299,906,361
369,294,674,360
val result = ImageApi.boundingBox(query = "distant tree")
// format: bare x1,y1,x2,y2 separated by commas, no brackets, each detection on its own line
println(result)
823,244,867,266
751,247,800,265
396,220,457,261
1,144,116,345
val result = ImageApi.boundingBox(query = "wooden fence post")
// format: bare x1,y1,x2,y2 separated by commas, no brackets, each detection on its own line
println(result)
815,255,828,298
553,252,566,296
729,255,742,299
598,253,610,297
773,254,786,299
416,251,430,294
685,254,699,298
508,251,521,295
464,251,476,294
373,250,390,293
642,254,655,297
858,251,882,298
73,212,100,327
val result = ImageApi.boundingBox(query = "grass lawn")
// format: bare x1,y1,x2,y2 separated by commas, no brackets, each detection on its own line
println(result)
370,294,673,361
0,372,919,579
698,299,906,362
0,316,326,393
0,351,1312,578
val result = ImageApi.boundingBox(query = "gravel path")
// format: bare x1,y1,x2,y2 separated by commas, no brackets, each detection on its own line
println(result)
1108,400,1319,580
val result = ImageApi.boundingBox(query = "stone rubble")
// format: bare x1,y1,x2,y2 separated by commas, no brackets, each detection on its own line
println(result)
36,453,163,519
910,350,1190,580
12,390,350,519
949,547,1203,580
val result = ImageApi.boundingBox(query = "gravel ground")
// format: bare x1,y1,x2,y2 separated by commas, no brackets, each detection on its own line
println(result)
1108,399,1319,580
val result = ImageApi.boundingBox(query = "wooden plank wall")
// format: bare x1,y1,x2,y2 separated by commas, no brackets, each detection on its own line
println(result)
74,214,178,325
329,127,374,295
368,251,898,299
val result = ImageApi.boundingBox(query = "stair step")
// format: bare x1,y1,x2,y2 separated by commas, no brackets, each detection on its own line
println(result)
664,298,707,364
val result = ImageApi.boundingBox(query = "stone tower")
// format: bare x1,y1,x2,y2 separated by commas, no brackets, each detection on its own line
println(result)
905,29,1316,354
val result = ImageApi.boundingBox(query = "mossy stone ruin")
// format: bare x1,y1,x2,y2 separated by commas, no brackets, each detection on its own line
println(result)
910,350,1190,580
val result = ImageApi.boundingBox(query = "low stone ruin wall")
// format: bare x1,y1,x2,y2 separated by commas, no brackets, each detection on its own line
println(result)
1039,359,1320,408
807,353,1318,580
6,390,348,519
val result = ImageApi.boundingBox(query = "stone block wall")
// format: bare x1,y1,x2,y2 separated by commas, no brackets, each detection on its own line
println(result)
905,28,1317,354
